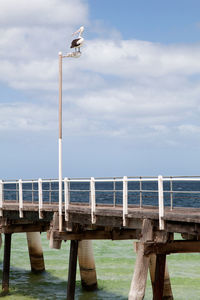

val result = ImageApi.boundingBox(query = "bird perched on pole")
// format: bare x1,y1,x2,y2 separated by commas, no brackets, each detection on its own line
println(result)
70,26,84,52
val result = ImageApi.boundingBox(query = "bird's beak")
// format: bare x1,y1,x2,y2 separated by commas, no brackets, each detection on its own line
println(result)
72,28,80,36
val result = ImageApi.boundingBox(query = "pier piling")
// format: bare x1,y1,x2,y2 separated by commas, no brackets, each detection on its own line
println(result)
78,240,97,290
129,219,153,300
26,232,45,272
2,233,12,295
149,254,173,300
67,240,78,300
153,254,166,300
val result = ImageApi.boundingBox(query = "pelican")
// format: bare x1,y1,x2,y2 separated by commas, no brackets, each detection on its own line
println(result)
70,26,84,52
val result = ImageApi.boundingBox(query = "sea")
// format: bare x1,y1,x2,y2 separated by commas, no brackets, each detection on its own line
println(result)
3,179,200,207
1,180,200,299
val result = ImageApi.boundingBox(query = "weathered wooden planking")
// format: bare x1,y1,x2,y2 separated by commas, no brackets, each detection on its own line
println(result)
2,202,200,224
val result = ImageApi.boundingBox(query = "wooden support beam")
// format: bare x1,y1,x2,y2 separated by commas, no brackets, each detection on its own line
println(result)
2,233,12,295
67,240,78,300
153,254,166,300
149,254,173,300
49,230,62,249
1,224,48,234
49,212,62,249
52,228,141,241
166,222,200,235
144,240,200,255
129,219,153,300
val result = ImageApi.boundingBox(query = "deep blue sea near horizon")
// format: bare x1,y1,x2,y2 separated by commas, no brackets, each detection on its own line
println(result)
1,180,200,299
3,180,200,208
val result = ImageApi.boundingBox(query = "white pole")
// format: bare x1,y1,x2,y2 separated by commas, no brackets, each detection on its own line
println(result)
19,179,23,218
158,175,165,230
64,177,69,221
123,176,128,227
59,51,63,232
90,177,96,224
38,178,43,219
58,48,82,231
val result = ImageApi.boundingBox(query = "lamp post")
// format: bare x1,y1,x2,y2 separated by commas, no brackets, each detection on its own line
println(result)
58,50,81,232
58,51,63,232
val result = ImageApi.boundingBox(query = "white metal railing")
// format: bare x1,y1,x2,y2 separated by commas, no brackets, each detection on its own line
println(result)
123,176,128,227
1,176,200,230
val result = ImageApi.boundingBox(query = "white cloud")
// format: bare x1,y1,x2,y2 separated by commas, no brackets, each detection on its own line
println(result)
0,0,88,27
0,103,56,131
81,39,200,77
1,1,200,147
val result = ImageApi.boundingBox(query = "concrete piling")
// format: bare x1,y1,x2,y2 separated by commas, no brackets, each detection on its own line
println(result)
26,232,45,272
78,240,97,290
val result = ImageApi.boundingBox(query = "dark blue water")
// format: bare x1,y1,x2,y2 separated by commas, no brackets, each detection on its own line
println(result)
3,180,200,208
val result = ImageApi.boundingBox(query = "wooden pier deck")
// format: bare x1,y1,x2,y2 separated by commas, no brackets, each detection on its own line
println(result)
1,176,200,299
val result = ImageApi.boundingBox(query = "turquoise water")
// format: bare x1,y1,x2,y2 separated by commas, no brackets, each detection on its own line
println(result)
0,233,200,299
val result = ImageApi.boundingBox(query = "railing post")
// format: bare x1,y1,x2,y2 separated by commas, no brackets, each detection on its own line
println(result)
113,178,116,207
158,175,165,230
123,176,128,227
19,179,23,218
0,180,3,217
64,177,69,221
90,177,96,224
31,181,34,204
170,177,173,211
38,178,43,219
49,180,52,204
139,177,142,209
16,182,18,202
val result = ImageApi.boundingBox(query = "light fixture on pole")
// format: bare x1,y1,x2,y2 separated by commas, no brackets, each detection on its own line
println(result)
58,26,84,232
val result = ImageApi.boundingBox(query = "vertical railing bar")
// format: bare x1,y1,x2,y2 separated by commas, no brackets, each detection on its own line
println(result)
170,177,173,211
19,179,23,218
38,178,43,219
139,177,142,209
68,181,71,204
158,175,165,230
0,180,3,217
49,180,52,204
90,177,96,224
89,181,91,206
32,180,34,204
123,176,128,227
16,181,18,203
113,178,116,207
64,177,69,221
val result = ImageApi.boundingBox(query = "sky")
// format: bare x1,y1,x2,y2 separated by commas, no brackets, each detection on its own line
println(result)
1,0,200,179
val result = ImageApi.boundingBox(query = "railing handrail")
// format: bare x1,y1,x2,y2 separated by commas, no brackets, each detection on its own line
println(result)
3,175,200,184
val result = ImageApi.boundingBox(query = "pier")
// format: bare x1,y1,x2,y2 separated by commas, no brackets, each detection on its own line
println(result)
1,175,200,299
